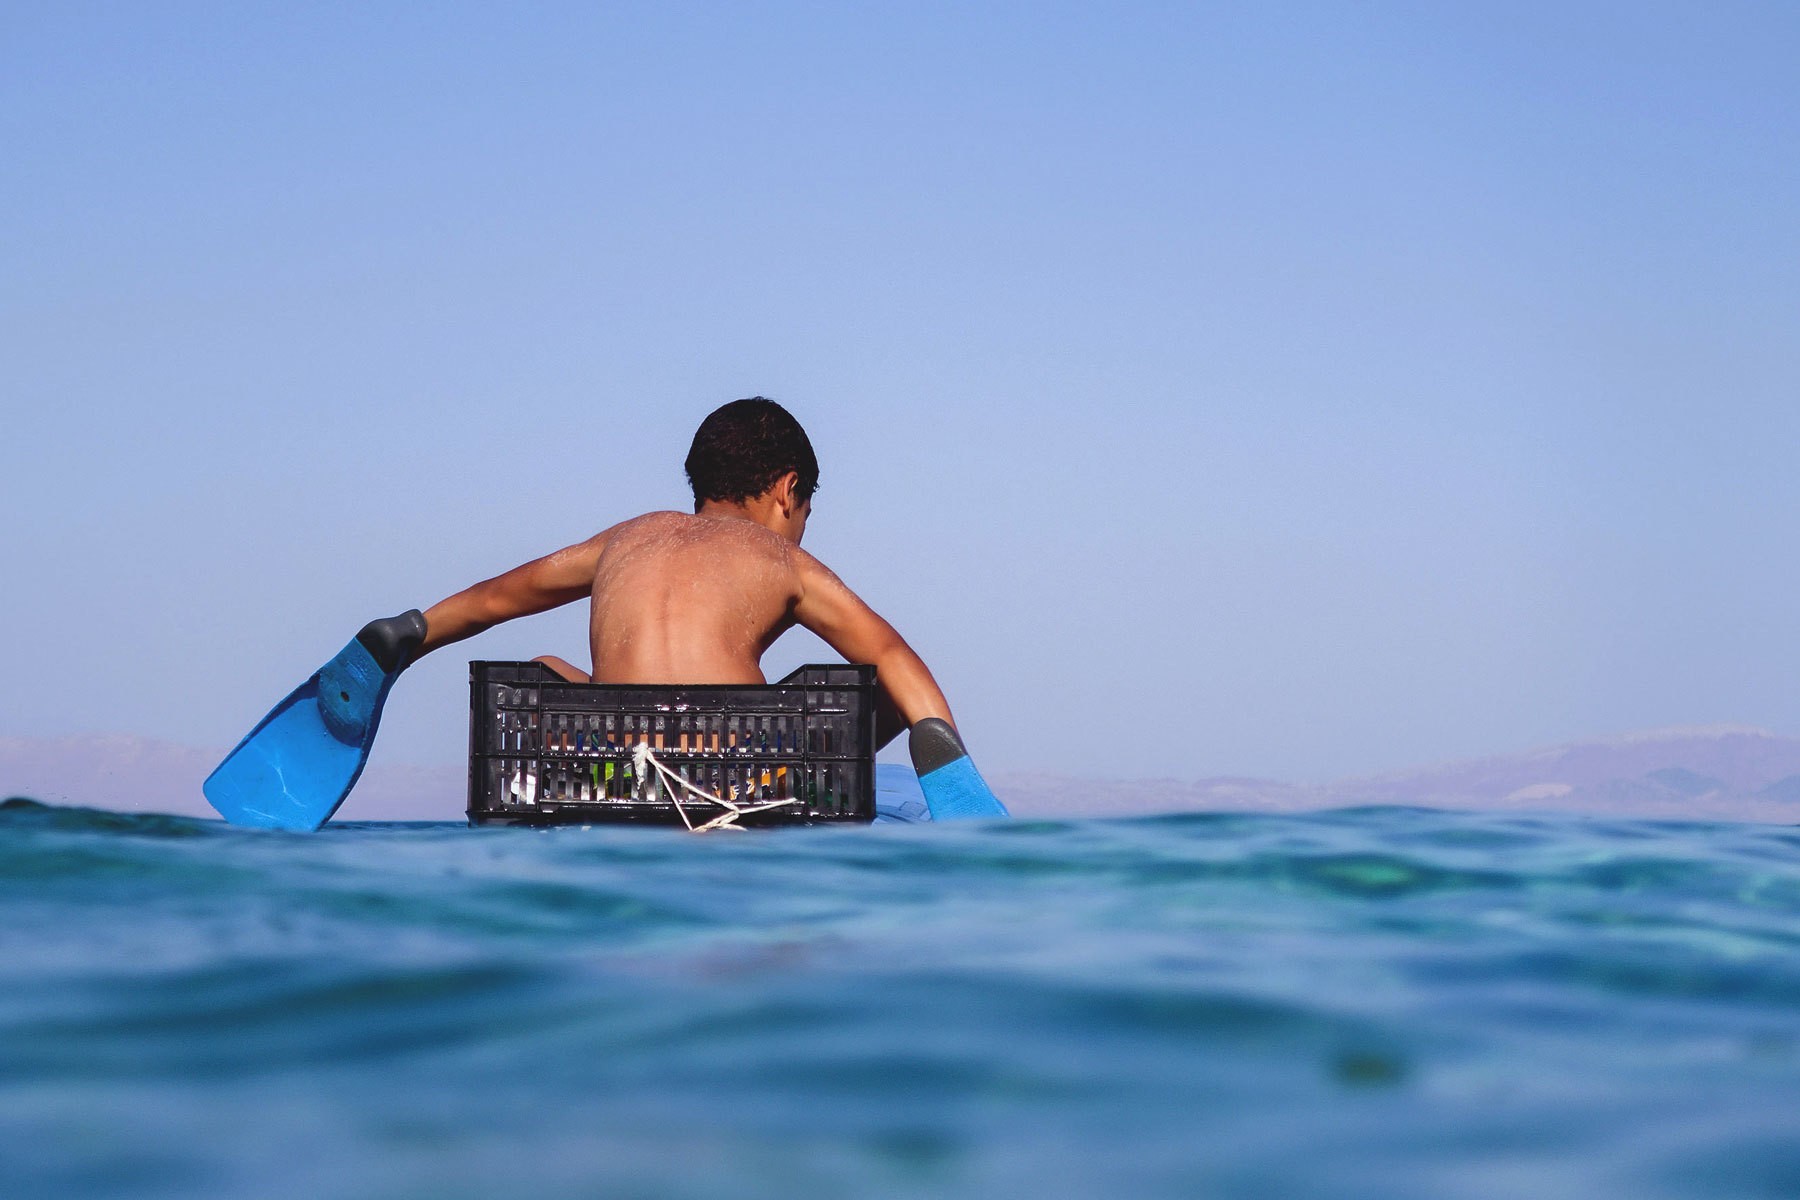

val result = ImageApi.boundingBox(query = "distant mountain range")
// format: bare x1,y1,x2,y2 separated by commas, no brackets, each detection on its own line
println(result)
5,725,1800,823
991,725,1800,822
0,735,456,822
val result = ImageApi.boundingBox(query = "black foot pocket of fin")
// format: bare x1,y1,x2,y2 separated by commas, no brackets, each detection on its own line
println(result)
356,610,428,673
909,718,968,774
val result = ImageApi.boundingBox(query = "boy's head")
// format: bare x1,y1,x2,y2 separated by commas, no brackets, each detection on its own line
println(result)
685,398,819,512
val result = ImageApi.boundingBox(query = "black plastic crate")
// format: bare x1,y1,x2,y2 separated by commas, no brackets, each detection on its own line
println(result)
467,661,877,827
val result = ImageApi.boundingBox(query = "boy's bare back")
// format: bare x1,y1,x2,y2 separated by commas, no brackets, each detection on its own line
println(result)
588,511,803,685
418,398,957,741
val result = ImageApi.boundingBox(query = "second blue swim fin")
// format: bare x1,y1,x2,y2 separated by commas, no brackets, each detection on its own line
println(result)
909,718,1010,820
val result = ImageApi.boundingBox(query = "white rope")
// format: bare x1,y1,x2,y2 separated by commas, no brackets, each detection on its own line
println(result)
630,742,798,833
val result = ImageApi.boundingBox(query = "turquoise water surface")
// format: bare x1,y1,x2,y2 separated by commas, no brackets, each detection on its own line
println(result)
3,785,1799,1198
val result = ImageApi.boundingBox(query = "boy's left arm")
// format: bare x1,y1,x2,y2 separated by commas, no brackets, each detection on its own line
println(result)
415,528,615,659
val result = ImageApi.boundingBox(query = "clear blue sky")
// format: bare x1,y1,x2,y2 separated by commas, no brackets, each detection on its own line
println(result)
5,2,1798,783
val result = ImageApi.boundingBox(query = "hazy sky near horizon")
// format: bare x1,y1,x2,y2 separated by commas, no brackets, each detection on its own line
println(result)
5,2,1798,784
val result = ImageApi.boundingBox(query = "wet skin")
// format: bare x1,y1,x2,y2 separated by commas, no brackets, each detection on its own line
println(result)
415,472,954,745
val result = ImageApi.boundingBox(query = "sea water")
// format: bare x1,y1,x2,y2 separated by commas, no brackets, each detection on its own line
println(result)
2,789,1798,1199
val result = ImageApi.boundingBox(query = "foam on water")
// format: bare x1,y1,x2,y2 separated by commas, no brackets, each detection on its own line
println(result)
3,796,1799,1198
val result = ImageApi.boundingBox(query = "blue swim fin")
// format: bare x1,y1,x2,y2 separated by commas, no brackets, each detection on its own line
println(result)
204,611,427,830
875,762,933,823
909,718,1009,820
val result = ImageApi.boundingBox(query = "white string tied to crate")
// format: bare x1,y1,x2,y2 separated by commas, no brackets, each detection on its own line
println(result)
630,742,799,833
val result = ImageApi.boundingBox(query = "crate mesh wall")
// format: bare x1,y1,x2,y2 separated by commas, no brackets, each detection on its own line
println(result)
468,662,876,826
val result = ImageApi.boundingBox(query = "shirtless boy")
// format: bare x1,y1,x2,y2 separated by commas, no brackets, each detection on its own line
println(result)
204,398,1000,827
411,399,984,778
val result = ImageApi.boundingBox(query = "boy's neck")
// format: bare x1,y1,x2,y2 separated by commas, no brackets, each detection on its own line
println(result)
697,497,782,535
694,474,809,545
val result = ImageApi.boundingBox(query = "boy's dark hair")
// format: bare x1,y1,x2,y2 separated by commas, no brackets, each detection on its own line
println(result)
684,397,819,508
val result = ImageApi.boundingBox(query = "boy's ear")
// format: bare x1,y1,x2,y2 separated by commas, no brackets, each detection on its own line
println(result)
774,470,802,515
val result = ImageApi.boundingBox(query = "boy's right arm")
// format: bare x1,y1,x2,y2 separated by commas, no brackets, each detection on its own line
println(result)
415,528,614,658
791,548,1010,818
789,549,956,744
